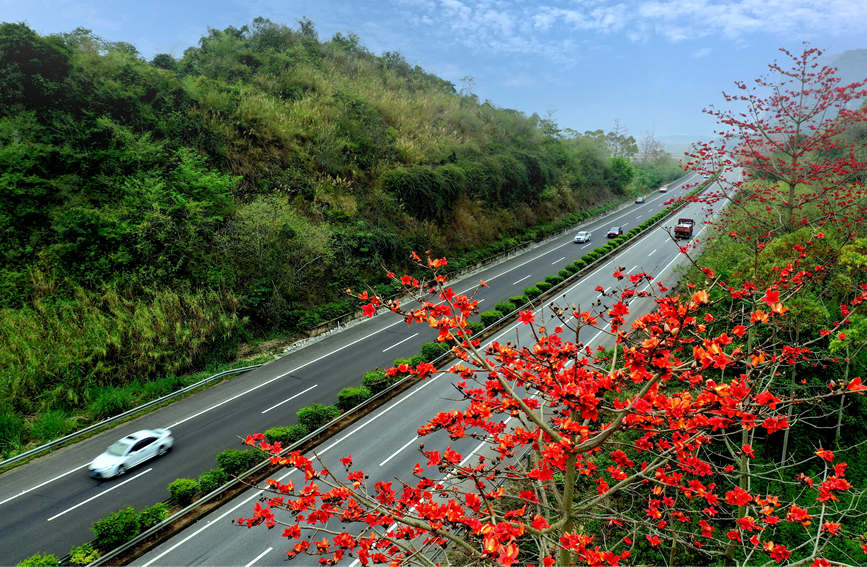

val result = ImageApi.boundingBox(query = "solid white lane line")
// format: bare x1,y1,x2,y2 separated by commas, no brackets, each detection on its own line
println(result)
512,275,530,285
0,464,89,507
382,332,419,353
47,468,152,522
243,547,273,567
168,320,404,429
261,384,319,414
551,256,566,265
379,436,418,467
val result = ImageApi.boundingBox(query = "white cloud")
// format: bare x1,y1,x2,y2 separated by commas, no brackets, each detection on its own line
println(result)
392,0,867,59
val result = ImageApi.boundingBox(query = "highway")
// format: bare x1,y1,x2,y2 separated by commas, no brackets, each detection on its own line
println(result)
133,181,723,566
0,173,702,562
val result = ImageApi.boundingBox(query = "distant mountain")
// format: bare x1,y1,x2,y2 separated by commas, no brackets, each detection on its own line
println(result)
829,49,867,86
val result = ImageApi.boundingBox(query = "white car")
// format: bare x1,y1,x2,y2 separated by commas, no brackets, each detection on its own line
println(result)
574,231,591,243
89,428,173,479
659,185,668,193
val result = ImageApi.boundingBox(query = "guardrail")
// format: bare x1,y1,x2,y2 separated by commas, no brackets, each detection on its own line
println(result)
0,365,263,470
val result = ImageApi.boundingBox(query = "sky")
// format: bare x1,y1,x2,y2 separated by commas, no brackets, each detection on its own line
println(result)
4,0,867,149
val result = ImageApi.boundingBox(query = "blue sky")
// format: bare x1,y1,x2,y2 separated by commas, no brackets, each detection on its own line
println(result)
4,0,867,148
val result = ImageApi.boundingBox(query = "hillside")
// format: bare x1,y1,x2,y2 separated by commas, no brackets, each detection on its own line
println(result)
0,18,681,445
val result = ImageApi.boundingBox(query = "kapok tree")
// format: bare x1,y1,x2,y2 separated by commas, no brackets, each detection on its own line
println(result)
238,250,866,566
686,45,867,239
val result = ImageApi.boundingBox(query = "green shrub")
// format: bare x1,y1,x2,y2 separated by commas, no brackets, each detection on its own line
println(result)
216,448,264,477
92,506,140,552
138,502,170,530
467,321,485,334
536,281,552,292
87,388,134,421
362,369,390,394
0,412,25,455
297,404,341,431
337,386,371,411
545,275,563,285
168,478,200,506
30,410,68,443
68,543,100,565
408,354,424,366
508,295,527,306
480,310,502,327
558,269,572,278
264,425,308,447
493,301,516,316
140,375,184,400
198,468,230,494
420,341,449,361
524,286,541,299
16,553,60,567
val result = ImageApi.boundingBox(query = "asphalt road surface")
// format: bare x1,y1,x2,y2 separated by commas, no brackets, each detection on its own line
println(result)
132,181,724,566
0,173,704,562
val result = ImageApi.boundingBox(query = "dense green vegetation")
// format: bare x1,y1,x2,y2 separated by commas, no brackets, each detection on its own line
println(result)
0,18,681,456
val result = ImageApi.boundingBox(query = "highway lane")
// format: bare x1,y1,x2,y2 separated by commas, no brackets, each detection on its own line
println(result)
0,173,701,562
134,192,722,566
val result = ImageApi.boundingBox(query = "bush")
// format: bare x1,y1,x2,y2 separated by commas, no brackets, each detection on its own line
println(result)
264,425,308,446
216,448,264,476
508,295,527,306
420,341,449,361
297,404,340,431
536,281,552,292
408,354,425,367
0,412,25,456
337,386,371,411
558,269,572,278
139,502,170,530
480,310,502,327
168,478,200,506
87,388,134,421
573,259,585,270
545,275,564,285
467,321,485,334
30,410,68,443
198,467,230,494
92,506,140,551
524,286,541,299
493,301,516,316
16,553,59,567
362,369,390,394
68,543,100,566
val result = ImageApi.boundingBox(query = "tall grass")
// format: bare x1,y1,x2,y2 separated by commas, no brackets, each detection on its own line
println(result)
0,285,245,417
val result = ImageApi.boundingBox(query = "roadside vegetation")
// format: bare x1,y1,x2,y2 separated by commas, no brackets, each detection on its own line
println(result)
0,18,681,457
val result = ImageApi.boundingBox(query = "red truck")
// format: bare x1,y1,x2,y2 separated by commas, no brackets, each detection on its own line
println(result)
674,218,695,239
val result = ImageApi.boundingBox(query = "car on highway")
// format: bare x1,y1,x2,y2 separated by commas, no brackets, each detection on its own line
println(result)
607,226,623,238
658,185,668,193
573,231,591,243
88,428,173,479
634,196,646,203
